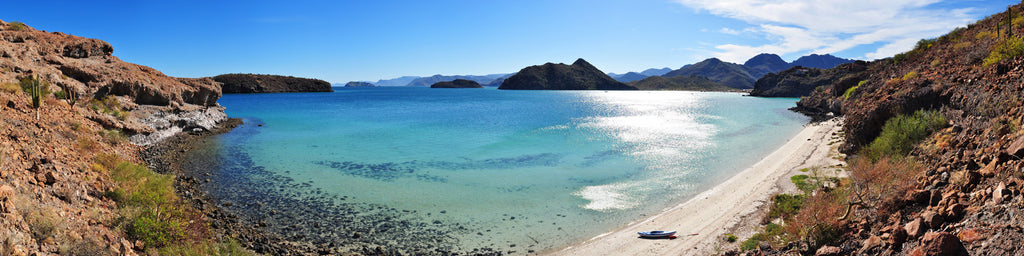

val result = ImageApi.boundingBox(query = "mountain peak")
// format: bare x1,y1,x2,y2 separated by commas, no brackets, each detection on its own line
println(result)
572,58,596,69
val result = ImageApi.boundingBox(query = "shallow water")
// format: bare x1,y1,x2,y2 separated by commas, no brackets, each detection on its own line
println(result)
208,87,807,253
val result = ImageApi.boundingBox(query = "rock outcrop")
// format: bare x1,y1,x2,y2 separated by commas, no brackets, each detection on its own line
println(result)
212,74,333,93
430,79,482,88
750,61,869,98
0,20,225,146
344,81,375,87
498,58,636,90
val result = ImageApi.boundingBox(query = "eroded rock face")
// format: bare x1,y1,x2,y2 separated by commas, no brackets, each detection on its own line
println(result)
0,19,224,145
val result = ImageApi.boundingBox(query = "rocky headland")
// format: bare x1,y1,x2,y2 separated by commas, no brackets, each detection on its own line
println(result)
430,79,482,88
212,74,333,93
0,19,234,255
749,61,869,98
497,58,636,90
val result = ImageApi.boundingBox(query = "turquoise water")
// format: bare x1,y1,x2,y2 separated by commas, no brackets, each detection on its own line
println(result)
214,87,807,253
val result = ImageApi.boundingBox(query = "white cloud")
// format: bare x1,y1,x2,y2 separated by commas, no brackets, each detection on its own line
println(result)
719,28,741,35
675,0,977,62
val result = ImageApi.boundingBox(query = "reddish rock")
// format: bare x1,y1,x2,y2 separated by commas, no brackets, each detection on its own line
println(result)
993,182,1010,204
860,235,884,253
906,218,926,238
922,211,944,229
815,245,842,256
908,189,931,204
920,232,968,256
890,224,908,246
0,185,15,213
1006,136,1024,158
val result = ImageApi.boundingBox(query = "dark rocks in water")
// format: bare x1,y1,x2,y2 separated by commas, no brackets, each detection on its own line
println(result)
344,81,375,87
749,61,869,98
430,79,483,88
213,74,333,93
498,58,637,90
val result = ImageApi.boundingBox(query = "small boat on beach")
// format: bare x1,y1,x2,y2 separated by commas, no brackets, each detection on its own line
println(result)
637,230,677,238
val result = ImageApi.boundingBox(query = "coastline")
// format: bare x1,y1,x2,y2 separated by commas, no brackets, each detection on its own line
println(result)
549,118,845,255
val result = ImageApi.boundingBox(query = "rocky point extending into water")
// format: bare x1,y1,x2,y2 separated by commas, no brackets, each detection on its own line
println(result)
213,73,333,93
430,79,482,88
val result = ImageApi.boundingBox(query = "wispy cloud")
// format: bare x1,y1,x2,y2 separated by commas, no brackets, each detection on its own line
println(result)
719,27,741,35
675,0,977,62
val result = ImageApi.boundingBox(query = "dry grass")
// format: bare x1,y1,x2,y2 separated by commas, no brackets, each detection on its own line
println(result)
848,156,923,215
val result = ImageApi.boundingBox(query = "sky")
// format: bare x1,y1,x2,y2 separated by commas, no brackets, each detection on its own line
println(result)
0,0,1017,84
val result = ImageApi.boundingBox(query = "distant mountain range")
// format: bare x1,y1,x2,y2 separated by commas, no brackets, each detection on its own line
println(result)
347,53,854,91
659,53,855,89
608,68,673,82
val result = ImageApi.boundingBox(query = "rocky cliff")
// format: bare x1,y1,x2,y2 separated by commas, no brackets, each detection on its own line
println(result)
212,74,332,93
749,61,869,98
430,79,482,88
498,58,636,90
0,20,231,255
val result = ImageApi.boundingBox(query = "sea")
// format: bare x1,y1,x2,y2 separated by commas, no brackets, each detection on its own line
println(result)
201,87,808,254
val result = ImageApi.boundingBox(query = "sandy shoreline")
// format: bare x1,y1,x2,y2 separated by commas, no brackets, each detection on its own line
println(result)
549,118,845,256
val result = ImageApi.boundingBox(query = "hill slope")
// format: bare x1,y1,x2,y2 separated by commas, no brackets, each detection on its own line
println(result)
663,58,757,89
212,74,332,93
774,5,1024,255
498,59,636,90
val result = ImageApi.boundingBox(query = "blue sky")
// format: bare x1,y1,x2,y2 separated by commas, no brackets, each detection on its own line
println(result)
0,0,1016,83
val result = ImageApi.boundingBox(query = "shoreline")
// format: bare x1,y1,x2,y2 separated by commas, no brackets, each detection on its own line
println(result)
548,118,845,255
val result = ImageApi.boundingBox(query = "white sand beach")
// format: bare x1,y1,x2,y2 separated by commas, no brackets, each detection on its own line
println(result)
549,118,845,255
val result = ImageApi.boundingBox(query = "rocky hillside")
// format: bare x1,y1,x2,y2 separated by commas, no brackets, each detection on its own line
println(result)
749,61,869,98
430,79,482,88
212,74,332,93
628,74,733,91
0,20,238,255
752,4,1024,255
498,58,637,90
662,54,856,90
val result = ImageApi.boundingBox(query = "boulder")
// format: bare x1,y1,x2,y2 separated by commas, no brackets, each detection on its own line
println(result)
922,211,944,229
920,232,968,256
905,218,926,238
993,182,1010,204
1006,136,1024,157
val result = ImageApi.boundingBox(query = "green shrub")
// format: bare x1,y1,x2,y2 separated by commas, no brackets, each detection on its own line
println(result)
863,110,947,160
1,82,19,94
767,194,806,221
8,21,26,31
89,96,126,120
843,85,859,100
983,36,1024,67
791,175,815,193
100,129,127,145
98,154,203,249
902,71,918,81
724,233,738,243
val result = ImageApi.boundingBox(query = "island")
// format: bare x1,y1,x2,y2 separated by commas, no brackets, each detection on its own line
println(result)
430,79,482,88
212,74,333,93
